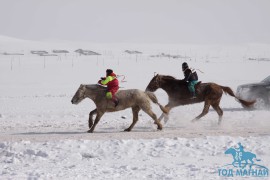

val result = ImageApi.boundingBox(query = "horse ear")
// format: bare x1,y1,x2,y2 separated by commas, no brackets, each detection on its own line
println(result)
79,84,85,89
154,72,159,77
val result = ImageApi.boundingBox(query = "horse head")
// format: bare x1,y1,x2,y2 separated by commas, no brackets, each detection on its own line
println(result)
225,148,236,156
145,74,161,92
71,84,87,104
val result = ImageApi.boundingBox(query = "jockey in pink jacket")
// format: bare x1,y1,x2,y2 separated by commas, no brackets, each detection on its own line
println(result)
98,69,119,107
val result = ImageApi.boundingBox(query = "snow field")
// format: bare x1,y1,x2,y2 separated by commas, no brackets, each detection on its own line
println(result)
1,136,270,179
1,37,270,179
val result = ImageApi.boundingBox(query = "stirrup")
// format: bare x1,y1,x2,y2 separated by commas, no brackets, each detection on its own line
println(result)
190,96,196,99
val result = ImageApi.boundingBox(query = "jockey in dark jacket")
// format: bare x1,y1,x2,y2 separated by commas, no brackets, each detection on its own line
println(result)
98,69,119,107
182,62,198,98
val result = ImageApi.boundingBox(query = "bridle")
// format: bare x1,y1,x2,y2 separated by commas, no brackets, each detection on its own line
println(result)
78,86,87,99
149,74,161,91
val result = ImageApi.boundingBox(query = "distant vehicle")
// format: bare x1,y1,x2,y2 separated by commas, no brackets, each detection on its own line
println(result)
236,75,270,109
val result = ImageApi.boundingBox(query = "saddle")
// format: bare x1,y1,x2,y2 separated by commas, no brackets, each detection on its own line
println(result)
195,81,202,87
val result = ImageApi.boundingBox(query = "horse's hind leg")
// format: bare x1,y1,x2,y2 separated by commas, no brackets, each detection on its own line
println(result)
89,109,97,129
192,100,211,122
124,106,141,132
141,107,162,130
211,102,223,125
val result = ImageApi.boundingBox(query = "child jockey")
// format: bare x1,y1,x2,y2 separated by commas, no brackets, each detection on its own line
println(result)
182,62,198,98
98,69,119,107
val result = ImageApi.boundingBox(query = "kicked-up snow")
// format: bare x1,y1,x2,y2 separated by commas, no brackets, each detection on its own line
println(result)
0,36,270,179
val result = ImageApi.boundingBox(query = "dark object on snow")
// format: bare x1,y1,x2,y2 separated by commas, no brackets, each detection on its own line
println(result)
236,75,270,109
74,49,101,56
124,50,142,54
2,52,24,55
39,54,58,56
52,50,69,53
31,50,48,55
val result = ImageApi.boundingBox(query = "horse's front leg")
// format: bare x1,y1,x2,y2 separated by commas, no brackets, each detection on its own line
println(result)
244,160,249,168
124,106,140,132
158,104,172,123
163,106,172,124
232,160,238,167
89,109,97,129
157,113,165,122
87,110,104,133
238,160,243,168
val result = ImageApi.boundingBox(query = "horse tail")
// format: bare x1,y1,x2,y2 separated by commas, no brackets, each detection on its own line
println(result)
221,86,255,108
145,91,168,114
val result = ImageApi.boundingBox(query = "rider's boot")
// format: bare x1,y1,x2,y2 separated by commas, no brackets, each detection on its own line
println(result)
113,98,119,107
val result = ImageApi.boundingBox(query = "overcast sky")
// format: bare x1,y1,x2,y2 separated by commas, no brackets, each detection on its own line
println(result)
0,0,270,44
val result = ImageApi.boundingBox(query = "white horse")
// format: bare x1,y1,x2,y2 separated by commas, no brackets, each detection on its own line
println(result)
71,84,167,133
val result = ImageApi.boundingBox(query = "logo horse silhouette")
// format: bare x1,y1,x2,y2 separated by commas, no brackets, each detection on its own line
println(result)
225,143,260,168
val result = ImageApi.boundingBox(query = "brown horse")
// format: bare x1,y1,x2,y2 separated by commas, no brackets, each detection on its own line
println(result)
71,84,167,133
145,74,255,124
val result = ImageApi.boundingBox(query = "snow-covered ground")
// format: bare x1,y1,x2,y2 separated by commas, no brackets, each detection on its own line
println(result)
0,36,270,179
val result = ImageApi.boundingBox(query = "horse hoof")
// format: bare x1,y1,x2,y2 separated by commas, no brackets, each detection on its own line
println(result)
87,130,93,133
124,129,131,132
88,122,93,129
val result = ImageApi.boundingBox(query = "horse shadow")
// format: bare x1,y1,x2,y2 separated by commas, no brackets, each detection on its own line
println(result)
210,107,253,112
14,131,85,135
14,126,157,135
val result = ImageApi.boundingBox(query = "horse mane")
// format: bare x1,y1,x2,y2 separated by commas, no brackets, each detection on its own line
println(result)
85,84,107,91
159,75,186,84
161,75,176,80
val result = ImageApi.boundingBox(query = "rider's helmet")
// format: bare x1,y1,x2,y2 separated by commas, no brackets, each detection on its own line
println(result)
182,62,189,71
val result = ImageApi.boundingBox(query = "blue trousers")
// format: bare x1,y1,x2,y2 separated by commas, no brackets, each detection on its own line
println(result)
188,80,198,93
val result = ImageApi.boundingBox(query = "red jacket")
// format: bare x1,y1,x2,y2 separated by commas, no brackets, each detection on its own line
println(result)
99,73,119,94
